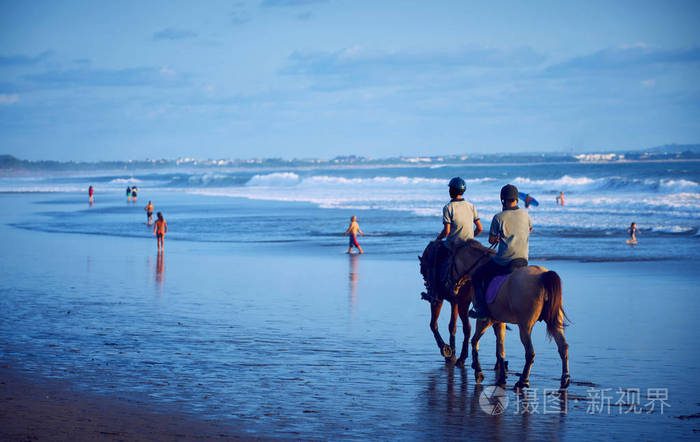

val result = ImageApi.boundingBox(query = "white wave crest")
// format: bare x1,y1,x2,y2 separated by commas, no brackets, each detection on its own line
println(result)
110,178,141,184
246,172,301,186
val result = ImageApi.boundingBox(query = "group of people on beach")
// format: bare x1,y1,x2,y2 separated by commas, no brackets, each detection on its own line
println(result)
88,186,167,251
126,186,139,201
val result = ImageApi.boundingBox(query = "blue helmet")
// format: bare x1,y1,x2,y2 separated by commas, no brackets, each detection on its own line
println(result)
448,177,466,193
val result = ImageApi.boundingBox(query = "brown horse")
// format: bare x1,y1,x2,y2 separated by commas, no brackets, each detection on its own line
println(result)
450,240,571,389
421,240,571,389
419,242,474,365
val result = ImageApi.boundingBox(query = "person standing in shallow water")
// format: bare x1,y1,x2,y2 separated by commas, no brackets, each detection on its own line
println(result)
627,222,641,244
345,216,364,254
556,191,565,206
153,212,167,251
144,201,154,225
88,185,94,205
126,186,132,201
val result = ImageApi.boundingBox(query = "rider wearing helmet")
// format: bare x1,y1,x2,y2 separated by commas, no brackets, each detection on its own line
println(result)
431,177,483,296
436,177,483,247
469,184,533,320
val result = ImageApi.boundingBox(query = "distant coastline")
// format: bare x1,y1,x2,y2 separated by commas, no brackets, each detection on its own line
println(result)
2,143,699,173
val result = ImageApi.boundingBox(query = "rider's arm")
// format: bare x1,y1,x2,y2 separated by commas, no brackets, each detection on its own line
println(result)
474,219,483,236
436,223,450,242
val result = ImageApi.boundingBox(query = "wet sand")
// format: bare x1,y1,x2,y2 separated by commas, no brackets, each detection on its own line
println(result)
0,367,249,441
1,193,699,439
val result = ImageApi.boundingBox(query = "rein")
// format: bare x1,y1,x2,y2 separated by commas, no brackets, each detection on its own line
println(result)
450,243,496,296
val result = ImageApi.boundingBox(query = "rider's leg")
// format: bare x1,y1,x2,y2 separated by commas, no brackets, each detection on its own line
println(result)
469,259,494,319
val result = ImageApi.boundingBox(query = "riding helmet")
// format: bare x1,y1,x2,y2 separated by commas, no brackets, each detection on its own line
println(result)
500,184,519,201
448,177,466,193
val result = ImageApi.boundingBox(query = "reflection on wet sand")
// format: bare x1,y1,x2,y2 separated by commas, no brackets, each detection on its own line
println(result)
348,254,358,314
419,367,570,439
155,251,165,292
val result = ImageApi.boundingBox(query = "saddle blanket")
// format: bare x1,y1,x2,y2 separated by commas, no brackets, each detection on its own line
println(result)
486,275,508,304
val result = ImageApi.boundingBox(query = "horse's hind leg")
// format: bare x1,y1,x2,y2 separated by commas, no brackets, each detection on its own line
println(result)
551,327,571,389
514,323,535,390
493,322,507,387
430,300,451,358
470,319,492,383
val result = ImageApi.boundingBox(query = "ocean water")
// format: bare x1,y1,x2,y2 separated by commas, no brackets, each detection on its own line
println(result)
2,160,699,261
1,161,700,438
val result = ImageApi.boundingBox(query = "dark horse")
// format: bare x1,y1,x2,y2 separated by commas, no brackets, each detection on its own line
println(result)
418,241,481,366
420,240,571,389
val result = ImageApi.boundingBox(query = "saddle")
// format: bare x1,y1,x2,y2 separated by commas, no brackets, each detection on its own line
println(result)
485,275,508,304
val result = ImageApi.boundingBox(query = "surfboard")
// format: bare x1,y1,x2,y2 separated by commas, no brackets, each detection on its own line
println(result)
519,192,539,207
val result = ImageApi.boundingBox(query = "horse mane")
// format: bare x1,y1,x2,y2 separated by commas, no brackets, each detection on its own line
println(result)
462,239,495,255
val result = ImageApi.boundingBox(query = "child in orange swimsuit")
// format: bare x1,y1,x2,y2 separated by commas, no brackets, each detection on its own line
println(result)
153,212,167,251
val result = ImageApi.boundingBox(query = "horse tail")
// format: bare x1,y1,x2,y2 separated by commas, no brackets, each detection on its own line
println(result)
539,271,570,340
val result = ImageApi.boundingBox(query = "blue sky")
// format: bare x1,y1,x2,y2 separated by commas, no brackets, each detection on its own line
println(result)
0,0,699,161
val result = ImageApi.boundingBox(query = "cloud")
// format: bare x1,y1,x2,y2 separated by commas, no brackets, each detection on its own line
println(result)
283,45,546,78
546,46,700,75
297,12,313,20
0,94,19,105
641,79,656,87
261,0,327,7
24,67,188,88
153,28,198,41
0,50,53,67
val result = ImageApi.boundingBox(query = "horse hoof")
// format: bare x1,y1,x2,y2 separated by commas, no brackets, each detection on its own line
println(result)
475,371,484,383
514,380,529,390
456,357,466,368
441,345,453,358
496,378,506,388
445,356,456,365
561,375,571,389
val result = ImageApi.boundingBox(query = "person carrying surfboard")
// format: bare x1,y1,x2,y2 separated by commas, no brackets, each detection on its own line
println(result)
469,184,533,320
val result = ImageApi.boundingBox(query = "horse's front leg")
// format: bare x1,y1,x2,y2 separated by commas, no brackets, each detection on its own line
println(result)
445,301,458,364
470,319,492,383
493,322,507,387
429,300,451,358
551,327,571,389
456,296,471,367
514,323,535,389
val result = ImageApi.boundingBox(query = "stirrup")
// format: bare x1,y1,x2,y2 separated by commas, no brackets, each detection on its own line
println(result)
468,309,487,320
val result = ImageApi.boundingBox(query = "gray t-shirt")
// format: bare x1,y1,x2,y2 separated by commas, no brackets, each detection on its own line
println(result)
442,199,480,247
489,207,533,265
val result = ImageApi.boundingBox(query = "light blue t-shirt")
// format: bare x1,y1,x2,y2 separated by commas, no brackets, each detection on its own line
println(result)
489,207,533,265
442,199,480,247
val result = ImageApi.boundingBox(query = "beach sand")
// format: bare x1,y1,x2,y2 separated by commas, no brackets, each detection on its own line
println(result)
1,192,699,439
0,367,248,441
